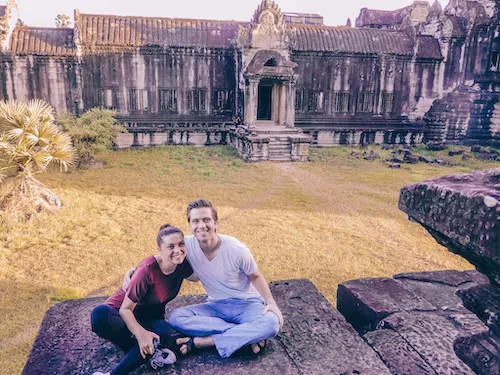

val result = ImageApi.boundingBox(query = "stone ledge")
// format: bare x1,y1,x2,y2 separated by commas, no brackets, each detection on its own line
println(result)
398,168,500,285
22,279,391,375
338,270,494,375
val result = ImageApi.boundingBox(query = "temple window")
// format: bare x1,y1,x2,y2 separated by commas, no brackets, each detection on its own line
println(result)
295,88,306,113
307,91,324,112
128,89,149,112
357,91,375,113
381,92,394,114
491,51,499,71
213,89,233,111
333,91,350,113
97,88,117,109
159,89,178,113
187,88,207,112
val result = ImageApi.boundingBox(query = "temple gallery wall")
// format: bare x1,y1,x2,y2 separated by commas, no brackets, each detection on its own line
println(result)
0,0,498,161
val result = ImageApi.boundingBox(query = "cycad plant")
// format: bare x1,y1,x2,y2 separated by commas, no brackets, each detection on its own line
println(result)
0,99,75,218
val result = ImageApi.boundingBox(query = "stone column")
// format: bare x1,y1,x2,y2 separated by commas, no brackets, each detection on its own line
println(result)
377,58,386,115
245,77,259,127
285,80,296,127
279,83,287,126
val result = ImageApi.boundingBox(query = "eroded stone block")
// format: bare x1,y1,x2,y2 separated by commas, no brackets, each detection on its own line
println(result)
23,279,391,375
337,278,435,332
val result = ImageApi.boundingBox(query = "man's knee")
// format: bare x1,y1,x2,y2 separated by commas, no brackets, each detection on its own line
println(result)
263,312,280,337
168,307,191,327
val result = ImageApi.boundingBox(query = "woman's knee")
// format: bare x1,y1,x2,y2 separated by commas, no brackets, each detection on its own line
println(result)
90,304,115,334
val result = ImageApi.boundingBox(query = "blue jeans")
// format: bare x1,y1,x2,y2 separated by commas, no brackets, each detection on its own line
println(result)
90,304,178,375
168,298,280,358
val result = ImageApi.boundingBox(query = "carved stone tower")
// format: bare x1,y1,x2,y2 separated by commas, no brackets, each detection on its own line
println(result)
0,0,18,51
238,0,297,129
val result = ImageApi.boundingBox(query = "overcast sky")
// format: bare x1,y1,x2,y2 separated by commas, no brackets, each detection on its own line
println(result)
12,0,449,28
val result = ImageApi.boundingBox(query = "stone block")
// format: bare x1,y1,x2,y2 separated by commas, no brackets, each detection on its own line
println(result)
364,329,438,375
398,168,500,285
22,279,391,375
457,283,500,336
454,332,500,375
337,278,436,333
380,311,487,375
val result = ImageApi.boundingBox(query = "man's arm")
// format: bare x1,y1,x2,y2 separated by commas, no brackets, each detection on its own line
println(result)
249,271,283,328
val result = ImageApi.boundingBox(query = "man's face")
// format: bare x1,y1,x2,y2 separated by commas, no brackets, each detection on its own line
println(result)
189,207,217,243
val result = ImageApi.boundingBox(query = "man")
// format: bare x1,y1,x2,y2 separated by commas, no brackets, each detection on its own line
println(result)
168,199,283,358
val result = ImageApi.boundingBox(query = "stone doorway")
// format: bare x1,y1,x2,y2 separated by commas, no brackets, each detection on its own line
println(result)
257,81,273,120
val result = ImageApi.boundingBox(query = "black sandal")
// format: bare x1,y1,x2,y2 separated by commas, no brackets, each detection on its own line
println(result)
176,337,194,355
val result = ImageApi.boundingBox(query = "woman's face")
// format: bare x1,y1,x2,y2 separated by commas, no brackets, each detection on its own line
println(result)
159,232,186,265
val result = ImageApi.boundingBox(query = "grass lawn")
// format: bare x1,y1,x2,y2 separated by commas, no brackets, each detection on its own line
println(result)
0,144,498,374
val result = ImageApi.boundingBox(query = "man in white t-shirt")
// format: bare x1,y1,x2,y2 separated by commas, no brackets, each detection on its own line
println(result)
168,199,283,358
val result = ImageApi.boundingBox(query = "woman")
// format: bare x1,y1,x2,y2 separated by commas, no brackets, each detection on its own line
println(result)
90,224,193,375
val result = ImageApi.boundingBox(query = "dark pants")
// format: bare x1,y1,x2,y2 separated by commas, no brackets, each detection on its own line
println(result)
90,304,178,375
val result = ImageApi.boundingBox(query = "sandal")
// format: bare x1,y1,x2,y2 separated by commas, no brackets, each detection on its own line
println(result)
176,337,195,356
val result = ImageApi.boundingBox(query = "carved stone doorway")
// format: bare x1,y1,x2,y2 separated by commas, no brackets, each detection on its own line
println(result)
257,81,273,120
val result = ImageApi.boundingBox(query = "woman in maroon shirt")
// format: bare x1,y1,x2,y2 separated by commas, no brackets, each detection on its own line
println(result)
90,224,193,375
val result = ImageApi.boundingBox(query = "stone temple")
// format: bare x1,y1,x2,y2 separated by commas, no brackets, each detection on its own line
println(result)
0,0,498,161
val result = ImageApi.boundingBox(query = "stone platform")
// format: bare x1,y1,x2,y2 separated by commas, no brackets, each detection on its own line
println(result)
22,279,392,375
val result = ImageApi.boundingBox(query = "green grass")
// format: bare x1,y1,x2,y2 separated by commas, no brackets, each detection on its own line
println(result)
0,144,498,374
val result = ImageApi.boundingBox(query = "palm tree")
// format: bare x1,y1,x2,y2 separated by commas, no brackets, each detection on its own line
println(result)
0,100,75,218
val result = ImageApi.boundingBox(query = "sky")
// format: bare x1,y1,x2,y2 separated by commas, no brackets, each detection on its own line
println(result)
10,0,450,28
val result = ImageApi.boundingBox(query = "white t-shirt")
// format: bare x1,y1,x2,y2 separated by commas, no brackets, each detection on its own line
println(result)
185,234,260,301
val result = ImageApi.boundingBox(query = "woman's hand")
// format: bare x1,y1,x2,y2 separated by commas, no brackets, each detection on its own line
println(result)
137,330,160,359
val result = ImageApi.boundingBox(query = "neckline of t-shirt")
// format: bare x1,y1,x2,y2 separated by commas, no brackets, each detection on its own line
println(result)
198,235,223,262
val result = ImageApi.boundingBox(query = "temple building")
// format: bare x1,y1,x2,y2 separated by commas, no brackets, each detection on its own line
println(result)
0,0,498,161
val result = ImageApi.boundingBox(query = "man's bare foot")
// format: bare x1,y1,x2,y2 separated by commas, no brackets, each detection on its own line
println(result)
250,340,266,354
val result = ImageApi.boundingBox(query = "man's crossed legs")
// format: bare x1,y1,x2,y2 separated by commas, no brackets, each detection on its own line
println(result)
168,297,280,358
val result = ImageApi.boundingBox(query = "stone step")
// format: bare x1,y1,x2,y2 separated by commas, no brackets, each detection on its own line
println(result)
22,280,393,375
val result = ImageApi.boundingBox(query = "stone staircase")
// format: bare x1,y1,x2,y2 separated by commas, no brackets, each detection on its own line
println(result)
230,121,312,162
424,85,498,145
486,99,500,146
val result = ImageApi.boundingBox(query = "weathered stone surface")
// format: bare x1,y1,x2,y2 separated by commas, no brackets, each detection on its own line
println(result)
395,270,490,287
364,329,438,375
454,332,500,375
23,279,392,375
457,283,500,336
337,278,436,333
398,168,500,285
381,311,486,375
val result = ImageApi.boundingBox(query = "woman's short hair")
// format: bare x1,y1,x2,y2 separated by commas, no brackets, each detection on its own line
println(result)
156,224,183,247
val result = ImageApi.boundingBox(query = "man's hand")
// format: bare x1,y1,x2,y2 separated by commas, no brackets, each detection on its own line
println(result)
263,301,284,329
122,267,136,291
136,330,160,359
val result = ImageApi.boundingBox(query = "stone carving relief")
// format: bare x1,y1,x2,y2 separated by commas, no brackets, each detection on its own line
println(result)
248,1,288,50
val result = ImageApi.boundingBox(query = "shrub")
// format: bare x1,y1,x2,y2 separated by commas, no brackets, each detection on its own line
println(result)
58,108,126,167
0,100,75,219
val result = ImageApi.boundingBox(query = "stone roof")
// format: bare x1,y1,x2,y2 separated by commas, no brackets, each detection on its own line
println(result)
9,27,76,56
416,35,442,59
288,25,415,55
5,13,441,58
75,13,247,49
355,7,407,27
0,5,6,17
